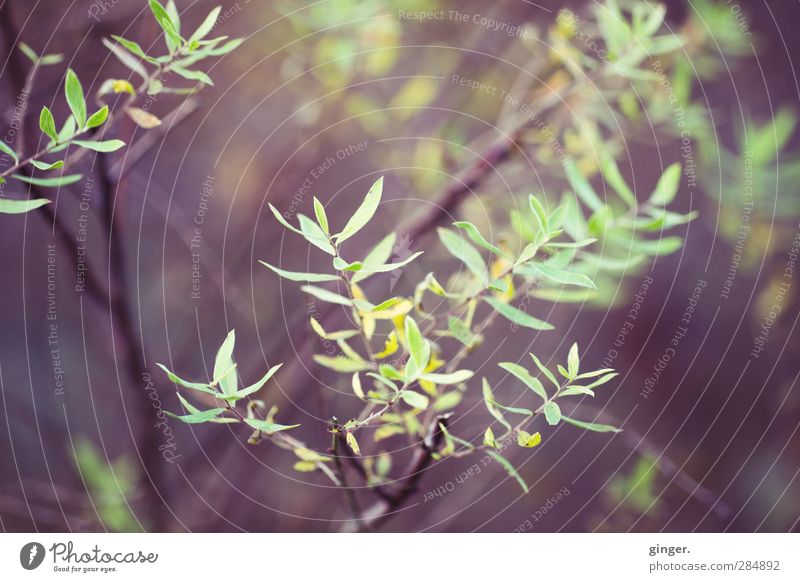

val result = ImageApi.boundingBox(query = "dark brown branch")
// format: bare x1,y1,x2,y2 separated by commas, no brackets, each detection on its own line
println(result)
354,415,448,532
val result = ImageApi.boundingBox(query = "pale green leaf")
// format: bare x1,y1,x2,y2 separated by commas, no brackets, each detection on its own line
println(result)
543,401,562,425
244,418,299,433
313,197,329,234
498,362,548,401
483,296,553,330
64,69,86,128
418,370,474,385
438,227,487,282
12,173,82,187
487,450,528,493
72,139,126,153
258,260,338,282
649,162,682,206
301,285,352,306
400,390,429,409
453,221,507,257
213,330,237,395
351,232,396,283
0,198,50,214
562,415,621,433
39,106,58,141
237,363,282,398
336,176,383,243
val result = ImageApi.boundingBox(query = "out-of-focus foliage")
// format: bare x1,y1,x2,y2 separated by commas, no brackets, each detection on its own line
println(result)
72,439,139,532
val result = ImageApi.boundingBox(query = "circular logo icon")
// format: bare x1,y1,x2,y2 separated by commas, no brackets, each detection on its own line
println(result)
20,542,46,570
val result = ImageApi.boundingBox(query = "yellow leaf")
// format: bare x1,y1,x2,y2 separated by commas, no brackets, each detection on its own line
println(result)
375,331,399,359
345,432,361,455
390,77,439,121
111,79,135,94
126,107,161,128
293,461,317,472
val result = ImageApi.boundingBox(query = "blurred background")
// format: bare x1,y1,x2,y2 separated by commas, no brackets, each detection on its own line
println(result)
0,0,798,532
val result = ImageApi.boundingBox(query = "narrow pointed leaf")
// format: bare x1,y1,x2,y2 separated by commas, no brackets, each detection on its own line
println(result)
258,260,338,282
336,176,383,243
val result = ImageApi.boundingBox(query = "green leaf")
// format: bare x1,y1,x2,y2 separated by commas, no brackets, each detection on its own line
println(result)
12,173,83,187
244,418,299,433
258,260,338,282
404,316,430,379
313,197,329,234
487,399,534,417
367,372,399,393
562,415,621,433
600,153,635,207
19,42,38,63
336,176,383,243
213,330,237,395
356,251,424,274
301,285,352,306
565,157,603,212
189,6,221,43
530,353,559,389
483,296,554,331
351,373,365,400
417,370,474,385
558,385,596,397
313,354,368,373
483,378,511,432
0,198,50,214
156,363,215,394
149,0,182,51
514,242,540,268
168,394,226,424
29,160,64,171
438,227,487,282
528,195,550,236
575,368,616,380
109,35,151,60
453,221,507,257
484,427,497,448
237,363,282,398
525,263,596,289
649,163,681,206
298,214,335,256
351,232,396,283
268,203,304,235
345,432,361,455
447,316,474,347
39,106,58,141
370,297,404,312
498,362,548,401
309,318,359,340
433,391,462,411
580,372,619,390
0,140,18,164
374,425,405,441
86,106,110,129
517,430,542,448
543,401,562,426
400,390,429,409
617,235,683,256
58,116,76,143
567,343,580,378
64,69,86,128
72,139,126,153
545,239,597,249
170,65,213,86
40,54,64,65
102,38,150,80
487,450,528,493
